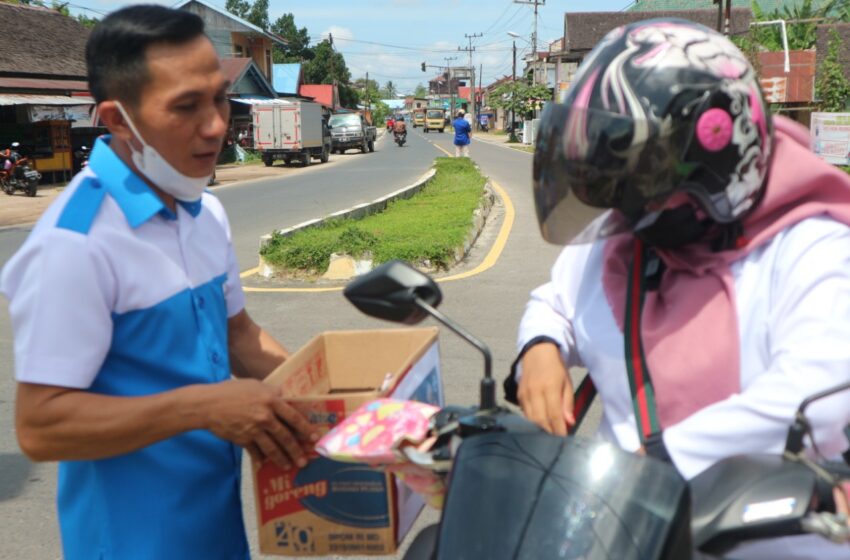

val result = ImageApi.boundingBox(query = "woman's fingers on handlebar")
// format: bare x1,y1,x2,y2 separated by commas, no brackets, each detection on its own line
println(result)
518,343,573,436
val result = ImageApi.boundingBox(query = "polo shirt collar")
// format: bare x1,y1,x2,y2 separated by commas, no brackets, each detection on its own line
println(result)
87,136,203,228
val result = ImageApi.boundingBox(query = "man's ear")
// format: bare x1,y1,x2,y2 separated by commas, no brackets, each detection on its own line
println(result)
97,101,135,145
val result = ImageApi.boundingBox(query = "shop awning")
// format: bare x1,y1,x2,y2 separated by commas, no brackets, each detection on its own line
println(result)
0,93,95,106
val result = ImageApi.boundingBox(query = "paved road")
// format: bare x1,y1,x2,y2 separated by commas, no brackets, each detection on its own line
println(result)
0,131,436,273
0,128,599,559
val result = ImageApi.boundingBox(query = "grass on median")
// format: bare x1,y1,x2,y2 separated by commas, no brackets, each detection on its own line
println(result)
259,157,487,274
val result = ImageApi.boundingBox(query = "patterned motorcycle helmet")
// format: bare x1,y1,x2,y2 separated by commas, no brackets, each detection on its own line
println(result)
533,18,773,244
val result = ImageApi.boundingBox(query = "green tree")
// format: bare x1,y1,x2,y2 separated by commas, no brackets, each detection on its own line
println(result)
371,100,391,127
76,13,98,28
490,81,551,119
245,0,269,31
224,0,250,19
816,29,850,111
413,83,428,98
303,41,359,107
271,13,312,63
381,81,397,99
304,39,351,85
741,0,845,51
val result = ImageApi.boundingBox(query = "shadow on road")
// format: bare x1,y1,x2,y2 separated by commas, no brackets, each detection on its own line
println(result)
0,452,33,502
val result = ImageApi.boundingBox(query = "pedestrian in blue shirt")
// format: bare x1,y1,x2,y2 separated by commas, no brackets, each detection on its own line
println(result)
453,109,472,157
1,6,316,560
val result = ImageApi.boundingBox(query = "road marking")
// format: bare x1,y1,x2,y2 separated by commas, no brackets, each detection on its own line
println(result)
438,178,514,283
240,266,260,278
239,176,516,292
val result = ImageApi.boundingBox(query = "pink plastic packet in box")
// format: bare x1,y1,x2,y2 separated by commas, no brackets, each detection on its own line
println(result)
316,398,447,508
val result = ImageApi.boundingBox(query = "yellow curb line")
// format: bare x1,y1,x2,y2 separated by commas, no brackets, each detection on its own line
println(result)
239,150,515,293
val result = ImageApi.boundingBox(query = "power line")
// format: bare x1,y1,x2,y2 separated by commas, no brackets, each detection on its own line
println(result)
483,1,518,35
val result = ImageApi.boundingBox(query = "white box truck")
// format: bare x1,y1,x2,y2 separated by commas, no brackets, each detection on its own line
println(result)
252,100,331,167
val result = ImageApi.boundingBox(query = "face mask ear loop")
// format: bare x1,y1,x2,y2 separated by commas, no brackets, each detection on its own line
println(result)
113,101,148,152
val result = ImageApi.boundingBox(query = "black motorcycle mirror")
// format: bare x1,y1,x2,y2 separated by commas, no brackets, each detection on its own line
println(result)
344,260,497,410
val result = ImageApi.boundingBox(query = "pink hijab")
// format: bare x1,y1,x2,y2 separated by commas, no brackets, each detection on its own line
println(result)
603,116,850,428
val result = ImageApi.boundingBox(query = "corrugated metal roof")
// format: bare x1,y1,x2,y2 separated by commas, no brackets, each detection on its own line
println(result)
176,0,287,46
0,94,94,106
272,64,302,95
0,3,90,78
0,77,89,91
231,98,293,105
629,0,833,12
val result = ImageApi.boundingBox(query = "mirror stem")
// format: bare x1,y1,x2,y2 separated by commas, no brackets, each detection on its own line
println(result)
414,297,496,410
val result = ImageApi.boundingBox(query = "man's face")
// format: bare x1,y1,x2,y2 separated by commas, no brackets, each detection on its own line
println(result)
127,36,230,178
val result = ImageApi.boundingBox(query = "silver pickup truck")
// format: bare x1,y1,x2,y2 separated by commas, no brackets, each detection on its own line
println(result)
328,113,377,154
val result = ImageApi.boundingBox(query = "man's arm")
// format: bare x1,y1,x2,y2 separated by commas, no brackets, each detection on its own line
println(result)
16,378,316,468
228,308,290,381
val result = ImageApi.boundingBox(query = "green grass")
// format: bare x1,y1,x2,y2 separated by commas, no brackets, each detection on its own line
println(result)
260,157,487,273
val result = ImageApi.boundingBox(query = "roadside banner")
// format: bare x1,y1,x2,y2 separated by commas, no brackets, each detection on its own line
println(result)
810,112,850,165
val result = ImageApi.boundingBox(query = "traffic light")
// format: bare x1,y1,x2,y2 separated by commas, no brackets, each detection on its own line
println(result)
421,62,426,72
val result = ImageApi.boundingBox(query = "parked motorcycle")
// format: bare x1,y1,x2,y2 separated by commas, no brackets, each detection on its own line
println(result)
394,131,407,147
1,143,40,197
73,145,90,173
325,260,850,560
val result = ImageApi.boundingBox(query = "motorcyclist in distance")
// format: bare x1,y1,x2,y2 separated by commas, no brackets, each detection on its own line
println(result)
393,116,407,141
507,18,850,558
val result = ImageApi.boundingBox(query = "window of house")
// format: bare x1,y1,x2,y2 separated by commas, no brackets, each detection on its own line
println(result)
235,44,244,57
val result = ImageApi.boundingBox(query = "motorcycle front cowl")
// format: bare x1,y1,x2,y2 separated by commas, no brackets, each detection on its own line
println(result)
429,432,691,560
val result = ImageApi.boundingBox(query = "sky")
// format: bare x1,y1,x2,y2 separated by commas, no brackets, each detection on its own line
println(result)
68,0,631,94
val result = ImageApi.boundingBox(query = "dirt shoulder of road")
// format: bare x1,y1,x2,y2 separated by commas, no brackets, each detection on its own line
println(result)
0,155,356,229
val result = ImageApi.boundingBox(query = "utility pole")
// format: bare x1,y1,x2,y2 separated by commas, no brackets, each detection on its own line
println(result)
479,63,483,131
365,71,370,123
459,32,482,130
514,0,545,84
444,56,458,119
510,40,517,141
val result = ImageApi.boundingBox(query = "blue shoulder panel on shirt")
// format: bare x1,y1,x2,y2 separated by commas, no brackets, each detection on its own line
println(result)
56,178,108,234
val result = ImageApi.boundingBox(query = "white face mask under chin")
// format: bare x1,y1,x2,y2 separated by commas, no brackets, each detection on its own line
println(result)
115,102,211,202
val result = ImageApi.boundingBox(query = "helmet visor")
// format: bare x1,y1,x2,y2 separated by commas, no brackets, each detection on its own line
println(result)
532,102,695,245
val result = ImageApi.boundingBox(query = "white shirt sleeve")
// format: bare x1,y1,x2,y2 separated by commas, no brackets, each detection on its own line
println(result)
517,244,593,373
203,193,245,318
664,218,850,479
1,230,114,388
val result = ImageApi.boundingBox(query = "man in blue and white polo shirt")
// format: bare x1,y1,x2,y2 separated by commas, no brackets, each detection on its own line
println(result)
1,6,316,559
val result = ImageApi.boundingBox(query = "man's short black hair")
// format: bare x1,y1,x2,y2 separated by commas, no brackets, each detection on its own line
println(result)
86,5,206,105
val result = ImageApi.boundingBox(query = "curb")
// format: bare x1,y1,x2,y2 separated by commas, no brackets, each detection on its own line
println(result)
257,168,437,278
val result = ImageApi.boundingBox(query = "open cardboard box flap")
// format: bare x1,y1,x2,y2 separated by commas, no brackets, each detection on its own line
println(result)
265,327,440,400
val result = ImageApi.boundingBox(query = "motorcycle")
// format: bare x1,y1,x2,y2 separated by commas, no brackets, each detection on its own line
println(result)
319,260,850,560
1,144,40,197
73,145,90,173
394,130,407,147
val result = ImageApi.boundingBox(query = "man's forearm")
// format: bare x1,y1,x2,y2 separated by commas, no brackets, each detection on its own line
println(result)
16,382,213,462
228,310,290,381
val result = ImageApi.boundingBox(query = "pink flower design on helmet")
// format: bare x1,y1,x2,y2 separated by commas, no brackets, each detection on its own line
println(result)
696,108,733,152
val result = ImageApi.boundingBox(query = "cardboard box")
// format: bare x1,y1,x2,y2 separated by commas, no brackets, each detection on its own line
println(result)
254,328,443,556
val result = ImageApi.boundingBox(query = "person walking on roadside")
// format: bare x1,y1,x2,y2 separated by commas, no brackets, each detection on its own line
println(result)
453,109,472,157
0,6,316,559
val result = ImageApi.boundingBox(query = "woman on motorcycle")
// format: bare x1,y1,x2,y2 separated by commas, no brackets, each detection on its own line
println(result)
507,18,850,559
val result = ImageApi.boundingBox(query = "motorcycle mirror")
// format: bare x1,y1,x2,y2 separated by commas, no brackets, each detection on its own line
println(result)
343,260,441,325
344,260,497,410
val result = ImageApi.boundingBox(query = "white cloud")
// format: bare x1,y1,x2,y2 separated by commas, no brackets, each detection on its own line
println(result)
322,25,355,42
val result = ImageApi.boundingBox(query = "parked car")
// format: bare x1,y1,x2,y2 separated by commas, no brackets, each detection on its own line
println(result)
328,113,376,154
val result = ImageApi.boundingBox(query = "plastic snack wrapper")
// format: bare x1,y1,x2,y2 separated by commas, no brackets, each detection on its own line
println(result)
316,398,448,508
